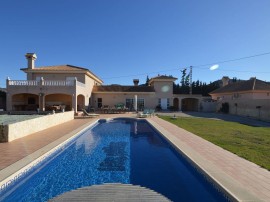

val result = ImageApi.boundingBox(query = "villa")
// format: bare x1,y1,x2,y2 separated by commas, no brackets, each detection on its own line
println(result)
6,53,212,113
210,76,270,121
2,54,270,202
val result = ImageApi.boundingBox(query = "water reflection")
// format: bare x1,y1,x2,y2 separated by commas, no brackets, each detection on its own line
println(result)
75,130,99,154
130,121,166,148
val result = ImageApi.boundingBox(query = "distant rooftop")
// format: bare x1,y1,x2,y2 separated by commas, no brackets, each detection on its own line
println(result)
210,78,270,94
150,75,177,80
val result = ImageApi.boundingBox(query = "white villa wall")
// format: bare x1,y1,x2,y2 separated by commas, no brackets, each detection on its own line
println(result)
2,111,74,142
200,101,217,112
152,81,174,98
251,92,270,99
92,93,157,109
216,99,270,121
30,72,86,83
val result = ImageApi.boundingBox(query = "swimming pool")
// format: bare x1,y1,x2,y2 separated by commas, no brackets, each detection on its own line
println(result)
1,118,229,202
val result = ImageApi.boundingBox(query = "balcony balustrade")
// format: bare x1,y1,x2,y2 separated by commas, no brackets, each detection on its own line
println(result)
7,80,85,87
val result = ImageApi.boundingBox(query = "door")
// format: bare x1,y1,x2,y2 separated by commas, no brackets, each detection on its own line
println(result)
97,98,102,108
161,98,167,110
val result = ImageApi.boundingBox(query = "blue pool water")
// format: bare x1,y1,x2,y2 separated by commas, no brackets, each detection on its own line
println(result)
1,118,229,202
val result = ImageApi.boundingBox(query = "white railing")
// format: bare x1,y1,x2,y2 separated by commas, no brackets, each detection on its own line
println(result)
8,80,79,87
8,80,39,86
43,80,74,86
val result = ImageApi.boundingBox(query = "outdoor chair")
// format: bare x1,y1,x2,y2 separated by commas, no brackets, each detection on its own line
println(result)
82,109,99,118
114,103,126,113
148,109,155,117
137,109,150,118
102,105,110,113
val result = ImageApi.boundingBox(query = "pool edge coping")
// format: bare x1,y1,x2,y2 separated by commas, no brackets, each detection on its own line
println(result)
146,118,262,202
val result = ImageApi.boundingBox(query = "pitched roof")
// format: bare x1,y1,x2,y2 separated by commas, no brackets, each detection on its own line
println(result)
210,78,270,94
21,65,103,83
21,64,89,71
150,75,177,80
93,85,155,93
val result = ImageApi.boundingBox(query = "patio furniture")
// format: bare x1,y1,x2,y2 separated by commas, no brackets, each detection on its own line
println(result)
137,109,155,118
148,109,155,117
114,103,126,113
82,109,99,117
102,105,110,113
137,109,150,118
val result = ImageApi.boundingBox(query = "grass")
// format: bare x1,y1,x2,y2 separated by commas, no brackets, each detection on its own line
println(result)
160,116,270,170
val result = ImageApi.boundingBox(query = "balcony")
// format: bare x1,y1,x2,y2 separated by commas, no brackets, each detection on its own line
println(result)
7,79,86,95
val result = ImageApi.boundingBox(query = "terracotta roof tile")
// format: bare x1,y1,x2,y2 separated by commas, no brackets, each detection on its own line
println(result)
21,65,88,71
210,78,270,94
93,85,155,93
21,65,103,83
150,75,177,80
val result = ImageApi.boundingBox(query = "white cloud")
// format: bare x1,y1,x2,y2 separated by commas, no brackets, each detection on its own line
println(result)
210,64,219,70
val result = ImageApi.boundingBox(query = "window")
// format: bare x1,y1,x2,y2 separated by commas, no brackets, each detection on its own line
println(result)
137,98,145,111
97,98,102,108
167,98,170,108
126,98,134,110
158,98,161,106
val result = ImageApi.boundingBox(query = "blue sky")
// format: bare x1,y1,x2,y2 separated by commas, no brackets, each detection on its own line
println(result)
1,0,270,87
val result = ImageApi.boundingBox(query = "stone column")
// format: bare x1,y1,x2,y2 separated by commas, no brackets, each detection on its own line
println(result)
6,78,12,111
41,94,45,111
72,94,77,113
179,99,182,111
38,93,42,111
134,95,137,112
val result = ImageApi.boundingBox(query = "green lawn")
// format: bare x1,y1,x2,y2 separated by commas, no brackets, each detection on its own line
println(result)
160,116,270,170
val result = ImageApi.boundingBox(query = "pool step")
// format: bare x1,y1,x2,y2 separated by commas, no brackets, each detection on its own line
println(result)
50,183,171,202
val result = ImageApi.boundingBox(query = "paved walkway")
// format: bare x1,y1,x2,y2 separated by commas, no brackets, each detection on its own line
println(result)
0,113,269,201
148,116,270,201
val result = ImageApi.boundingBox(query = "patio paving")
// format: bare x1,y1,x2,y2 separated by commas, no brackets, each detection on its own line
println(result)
148,116,270,201
0,112,269,201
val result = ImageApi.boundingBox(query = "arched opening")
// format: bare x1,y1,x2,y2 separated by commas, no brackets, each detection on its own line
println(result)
181,98,199,111
45,94,72,111
173,98,179,110
77,94,85,111
12,93,39,111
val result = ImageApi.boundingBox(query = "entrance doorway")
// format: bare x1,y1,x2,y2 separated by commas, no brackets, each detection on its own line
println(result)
181,98,199,111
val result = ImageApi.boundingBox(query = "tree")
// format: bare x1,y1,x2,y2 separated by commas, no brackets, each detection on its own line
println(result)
180,69,187,87
145,75,150,86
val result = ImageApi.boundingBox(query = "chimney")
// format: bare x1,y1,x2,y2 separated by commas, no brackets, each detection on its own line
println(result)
221,76,229,87
133,79,139,86
25,53,37,69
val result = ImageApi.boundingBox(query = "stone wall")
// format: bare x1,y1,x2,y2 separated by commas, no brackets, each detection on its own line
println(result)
0,111,74,142
217,99,270,122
